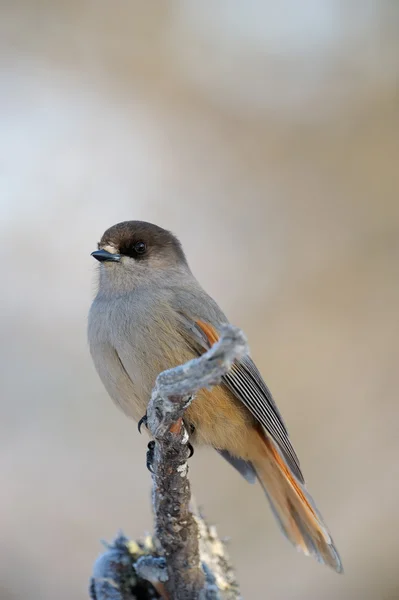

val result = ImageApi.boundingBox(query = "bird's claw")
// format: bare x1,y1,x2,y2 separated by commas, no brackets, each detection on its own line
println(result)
146,440,155,473
146,439,192,473
183,394,194,409
187,442,194,459
138,414,148,434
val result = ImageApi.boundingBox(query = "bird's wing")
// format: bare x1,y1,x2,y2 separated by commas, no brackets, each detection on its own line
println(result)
177,314,304,484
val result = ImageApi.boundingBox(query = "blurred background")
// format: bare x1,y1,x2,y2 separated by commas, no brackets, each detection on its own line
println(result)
1,1,398,599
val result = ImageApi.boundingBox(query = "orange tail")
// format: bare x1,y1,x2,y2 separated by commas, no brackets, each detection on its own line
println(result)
252,431,343,573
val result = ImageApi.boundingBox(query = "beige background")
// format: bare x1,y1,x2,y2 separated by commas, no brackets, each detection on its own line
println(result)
1,2,398,599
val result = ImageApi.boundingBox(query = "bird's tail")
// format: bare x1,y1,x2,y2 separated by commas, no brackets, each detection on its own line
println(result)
252,430,343,573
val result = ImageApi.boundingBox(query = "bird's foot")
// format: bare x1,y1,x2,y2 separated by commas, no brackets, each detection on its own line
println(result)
146,441,155,473
185,422,195,458
187,442,194,459
138,413,148,434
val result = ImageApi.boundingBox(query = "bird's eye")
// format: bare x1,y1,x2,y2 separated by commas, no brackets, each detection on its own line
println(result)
134,241,147,255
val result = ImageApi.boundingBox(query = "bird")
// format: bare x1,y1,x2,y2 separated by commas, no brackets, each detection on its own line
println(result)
88,220,343,572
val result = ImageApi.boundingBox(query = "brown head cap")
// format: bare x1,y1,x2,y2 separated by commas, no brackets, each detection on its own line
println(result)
97,220,188,267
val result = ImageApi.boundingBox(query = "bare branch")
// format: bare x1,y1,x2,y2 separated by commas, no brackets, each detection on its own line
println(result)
145,324,247,600
90,324,247,600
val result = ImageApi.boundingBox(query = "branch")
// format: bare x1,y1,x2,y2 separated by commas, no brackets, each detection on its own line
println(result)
146,324,247,599
90,324,247,600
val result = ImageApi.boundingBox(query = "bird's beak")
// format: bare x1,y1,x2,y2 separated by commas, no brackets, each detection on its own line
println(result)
91,249,121,262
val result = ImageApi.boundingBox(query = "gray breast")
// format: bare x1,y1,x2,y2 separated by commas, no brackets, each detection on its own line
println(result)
88,288,184,419
88,292,153,419
88,275,229,420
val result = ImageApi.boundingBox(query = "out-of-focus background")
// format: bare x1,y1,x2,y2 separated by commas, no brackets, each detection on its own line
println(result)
1,2,398,599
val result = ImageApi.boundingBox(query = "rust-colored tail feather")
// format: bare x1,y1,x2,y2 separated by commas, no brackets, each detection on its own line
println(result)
252,431,343,573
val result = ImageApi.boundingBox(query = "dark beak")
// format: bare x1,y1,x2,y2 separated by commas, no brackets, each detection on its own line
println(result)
91,249,121,262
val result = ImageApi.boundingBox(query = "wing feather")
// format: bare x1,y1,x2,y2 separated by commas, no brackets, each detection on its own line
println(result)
224,359,304,483
178,314,304,483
